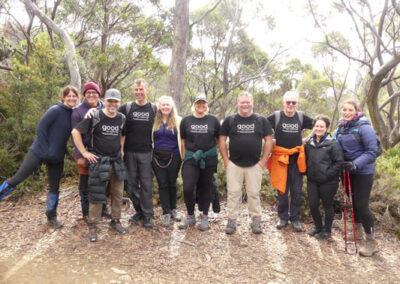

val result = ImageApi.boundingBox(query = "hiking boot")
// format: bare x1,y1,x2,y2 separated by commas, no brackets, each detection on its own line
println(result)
162,214,171,227
291,221,303,232
315,231,331,240
101,206,111,219
198,215,209,231
307,227,321,236
225,219,236,235
251,217,262,234
110,219,126,234
143,216,153,229
171,209,181,221
359,238,378,257
47,217,63,229
346,226,364,241
129,212,143,224
276,219,288,230
88,224,98,242
0,180,14,201
179,214,196,229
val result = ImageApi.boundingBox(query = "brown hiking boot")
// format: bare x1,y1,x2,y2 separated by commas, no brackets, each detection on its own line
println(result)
359,238,378,257
345,226,364,241
110,219,126,234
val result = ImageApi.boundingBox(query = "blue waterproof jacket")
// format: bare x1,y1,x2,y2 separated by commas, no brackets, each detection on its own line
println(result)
30,103,73,163
336,114,377,175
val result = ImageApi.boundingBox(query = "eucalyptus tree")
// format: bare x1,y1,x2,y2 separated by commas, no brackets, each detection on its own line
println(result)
185,0,282,118
309,0,400,148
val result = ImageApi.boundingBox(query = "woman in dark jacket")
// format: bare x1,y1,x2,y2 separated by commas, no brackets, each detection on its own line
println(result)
335,100,378,257
305,115,343,240
0,86,79,228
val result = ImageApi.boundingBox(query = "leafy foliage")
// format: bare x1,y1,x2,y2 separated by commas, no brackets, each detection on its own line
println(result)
0,34,71,196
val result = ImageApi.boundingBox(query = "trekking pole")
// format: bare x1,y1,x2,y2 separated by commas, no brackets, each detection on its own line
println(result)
342,171,348,252
346,171,358,254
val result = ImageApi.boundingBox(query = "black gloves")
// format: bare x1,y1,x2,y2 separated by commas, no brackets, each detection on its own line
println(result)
340,161,356,172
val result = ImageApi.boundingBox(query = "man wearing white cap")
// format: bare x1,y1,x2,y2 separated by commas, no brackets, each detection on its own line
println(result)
72,89,127,242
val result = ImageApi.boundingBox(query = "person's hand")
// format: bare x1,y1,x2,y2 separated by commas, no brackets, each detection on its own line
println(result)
258,160,266,170
121,150,124,159
339,161,356,172
223,159,230,168
82,151,99,164
84,108,96,119
76,157,87,167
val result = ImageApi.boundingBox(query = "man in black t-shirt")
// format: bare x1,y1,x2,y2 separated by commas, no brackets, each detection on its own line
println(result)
267,91,313,232
220,92,273,234
72,89,127,242
118,78,156,228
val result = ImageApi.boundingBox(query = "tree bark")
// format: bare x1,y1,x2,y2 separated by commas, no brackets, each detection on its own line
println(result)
366,54,400,148
168,0,190,111
21,0,81,90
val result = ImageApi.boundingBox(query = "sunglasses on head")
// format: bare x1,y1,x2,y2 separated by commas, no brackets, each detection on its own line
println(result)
286,101,297,105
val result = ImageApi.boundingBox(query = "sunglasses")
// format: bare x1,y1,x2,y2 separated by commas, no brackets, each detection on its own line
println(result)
286,101,297,105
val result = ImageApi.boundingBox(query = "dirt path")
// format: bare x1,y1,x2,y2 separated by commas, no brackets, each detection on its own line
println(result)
1,186,399,284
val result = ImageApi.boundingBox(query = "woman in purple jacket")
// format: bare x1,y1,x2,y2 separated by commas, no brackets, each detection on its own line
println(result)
0,86,79,228
335,100,378,257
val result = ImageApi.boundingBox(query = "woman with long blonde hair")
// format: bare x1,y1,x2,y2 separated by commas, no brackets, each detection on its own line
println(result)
152,96,182,227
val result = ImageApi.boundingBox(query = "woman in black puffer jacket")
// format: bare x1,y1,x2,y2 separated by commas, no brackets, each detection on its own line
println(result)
305,115,343,240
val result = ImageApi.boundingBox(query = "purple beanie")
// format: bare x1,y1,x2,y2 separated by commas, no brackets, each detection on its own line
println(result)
82,82,101,96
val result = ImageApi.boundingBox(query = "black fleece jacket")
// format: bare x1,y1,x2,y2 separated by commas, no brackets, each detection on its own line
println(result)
305,134,344,184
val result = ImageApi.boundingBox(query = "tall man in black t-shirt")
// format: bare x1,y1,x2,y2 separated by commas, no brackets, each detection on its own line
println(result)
267,91,313,232
72,89,127,242
220,92,273,234
119,79,156,228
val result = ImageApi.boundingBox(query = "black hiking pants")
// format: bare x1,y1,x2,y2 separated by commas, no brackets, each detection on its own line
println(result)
8,150,64,218
307,181,338,233
182,160,216,216
277,156,303,222
347,173,374,235
152,154,182,215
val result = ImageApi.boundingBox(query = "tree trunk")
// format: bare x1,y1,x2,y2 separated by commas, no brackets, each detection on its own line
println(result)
21,0,81,90
366,54,400,149
168,0,190,111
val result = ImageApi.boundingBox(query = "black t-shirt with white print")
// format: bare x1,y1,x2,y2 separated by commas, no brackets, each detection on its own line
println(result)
75,110,125,156
119,102,155,153
267,111,313,148
180,114,220,166
221,113,273,167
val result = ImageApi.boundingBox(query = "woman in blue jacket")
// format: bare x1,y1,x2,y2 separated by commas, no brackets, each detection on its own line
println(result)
305,115,343,240
335,100,378,257
0,86,79,228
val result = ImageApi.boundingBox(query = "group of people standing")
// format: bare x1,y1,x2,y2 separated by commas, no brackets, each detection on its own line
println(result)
0,80,379,257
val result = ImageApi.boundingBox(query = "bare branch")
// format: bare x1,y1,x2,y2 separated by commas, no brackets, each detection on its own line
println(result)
0,64,13,71
391,0,400,15
379,91,400,110
21,0,81,90
190,0,222,28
